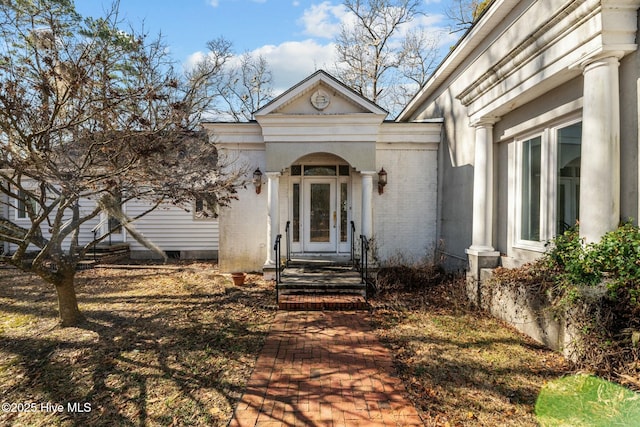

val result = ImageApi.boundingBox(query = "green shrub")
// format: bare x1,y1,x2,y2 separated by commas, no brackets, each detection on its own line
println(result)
543,222,640,303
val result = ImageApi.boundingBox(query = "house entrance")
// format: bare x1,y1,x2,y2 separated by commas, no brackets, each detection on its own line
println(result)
291,163,351,255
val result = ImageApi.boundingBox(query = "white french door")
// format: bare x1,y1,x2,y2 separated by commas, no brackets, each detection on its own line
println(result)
303,179,336,252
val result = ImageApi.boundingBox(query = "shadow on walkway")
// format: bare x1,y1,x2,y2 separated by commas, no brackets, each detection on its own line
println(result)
229,311,424,426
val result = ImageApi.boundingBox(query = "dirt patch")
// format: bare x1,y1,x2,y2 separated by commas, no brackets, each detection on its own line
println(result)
0,263,276,426
371,277,570,427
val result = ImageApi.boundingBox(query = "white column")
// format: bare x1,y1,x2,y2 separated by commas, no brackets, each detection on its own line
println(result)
265,172,280,266
580,54,622,244
468,118,499,253
361,171,375,239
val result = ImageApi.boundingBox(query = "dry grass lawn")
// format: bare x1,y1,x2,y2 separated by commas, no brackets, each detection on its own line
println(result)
1,263,569,426
0,262,275,426
371,280,569,427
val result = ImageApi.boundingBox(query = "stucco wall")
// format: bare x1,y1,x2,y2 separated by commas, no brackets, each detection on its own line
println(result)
217,148,267,273
405,0,640,270
373,147,438,262
472,268,582,361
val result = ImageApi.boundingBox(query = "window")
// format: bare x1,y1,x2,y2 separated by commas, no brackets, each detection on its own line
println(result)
304,165,336,176
194,198,215,220
514,121,581,247
292,183,300,242
15,189,36,220
520,136,542,241
556,123,581,233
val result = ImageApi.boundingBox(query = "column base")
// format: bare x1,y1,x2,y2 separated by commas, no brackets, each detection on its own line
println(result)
263,262,277,281
465,247,501,307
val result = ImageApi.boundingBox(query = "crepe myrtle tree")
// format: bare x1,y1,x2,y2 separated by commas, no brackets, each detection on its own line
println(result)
0,0,248,326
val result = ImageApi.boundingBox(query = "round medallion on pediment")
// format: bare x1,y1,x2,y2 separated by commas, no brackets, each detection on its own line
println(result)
310,89,331,110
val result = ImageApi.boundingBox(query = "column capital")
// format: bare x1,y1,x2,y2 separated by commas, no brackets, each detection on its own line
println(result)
471,116,500,128
571,50,625,72
265,171,281,178
360,170,377,176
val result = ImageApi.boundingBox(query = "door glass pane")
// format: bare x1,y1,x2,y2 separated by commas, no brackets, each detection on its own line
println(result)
521,136,542,241
340,183,348,242
556,123,581,234
292,183,300,242
310,183,331,242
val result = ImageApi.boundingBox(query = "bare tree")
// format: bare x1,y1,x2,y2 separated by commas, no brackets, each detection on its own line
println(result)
0,0,246,326
216,51,274,121
334,0,441,115
445,0,492,33
196,38,274,122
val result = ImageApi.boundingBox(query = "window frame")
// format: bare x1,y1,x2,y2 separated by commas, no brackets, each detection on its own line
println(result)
512,117,582,251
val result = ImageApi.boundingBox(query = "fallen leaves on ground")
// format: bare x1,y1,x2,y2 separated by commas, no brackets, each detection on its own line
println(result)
371,278,569,427
0,263,276,427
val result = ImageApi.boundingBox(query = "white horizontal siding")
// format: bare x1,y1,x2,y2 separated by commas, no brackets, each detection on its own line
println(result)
124,200,219,252
2,181,217,254
5,188,101,252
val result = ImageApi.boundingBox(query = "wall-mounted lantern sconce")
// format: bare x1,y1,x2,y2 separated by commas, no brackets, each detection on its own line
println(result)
253,168,263,194
378,167,387,194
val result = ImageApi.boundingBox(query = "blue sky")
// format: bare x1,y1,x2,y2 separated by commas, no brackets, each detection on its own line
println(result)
76,0,457,93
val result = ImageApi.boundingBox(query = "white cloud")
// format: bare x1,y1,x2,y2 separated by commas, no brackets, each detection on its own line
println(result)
298,2,349,39
184,51,206,71
292,0,300,5
184,39,338,94
208,0,219,7
251,39,338,92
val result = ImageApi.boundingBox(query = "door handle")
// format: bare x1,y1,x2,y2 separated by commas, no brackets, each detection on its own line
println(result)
333,211,337,228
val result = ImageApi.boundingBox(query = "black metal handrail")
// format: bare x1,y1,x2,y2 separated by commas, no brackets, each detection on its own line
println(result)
350,221,356,267
274,234,282,283
284,220,291,267
274,234,282,301
360,234,370,301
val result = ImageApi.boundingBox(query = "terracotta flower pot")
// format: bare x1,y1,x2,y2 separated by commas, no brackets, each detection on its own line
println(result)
231,272,246,286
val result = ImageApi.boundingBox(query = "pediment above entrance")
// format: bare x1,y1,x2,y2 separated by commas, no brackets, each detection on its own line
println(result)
254,70,388,118
255,71,385,173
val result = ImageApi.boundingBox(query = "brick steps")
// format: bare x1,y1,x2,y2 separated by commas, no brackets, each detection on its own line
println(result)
276,263,368,311
278,294,369,311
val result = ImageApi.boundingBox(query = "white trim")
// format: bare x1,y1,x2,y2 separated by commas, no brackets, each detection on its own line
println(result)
513,131,546,250
510,117,582,253
303,178,337,253
499,99,583,141
287,162,352,255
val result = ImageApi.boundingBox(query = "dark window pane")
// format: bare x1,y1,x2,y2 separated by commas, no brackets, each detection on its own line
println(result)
556,123,581,234
521,136,542,241
292,183,300,242
304,165,336,176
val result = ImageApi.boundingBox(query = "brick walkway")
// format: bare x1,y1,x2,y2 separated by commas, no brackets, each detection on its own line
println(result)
229,311,424,427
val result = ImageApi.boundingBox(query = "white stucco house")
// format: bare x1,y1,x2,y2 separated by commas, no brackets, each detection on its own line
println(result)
398,0,640,284
3,0,640,287
205,70,441,275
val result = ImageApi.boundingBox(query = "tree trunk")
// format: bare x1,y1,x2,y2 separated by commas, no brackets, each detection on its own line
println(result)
54,273,83,327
